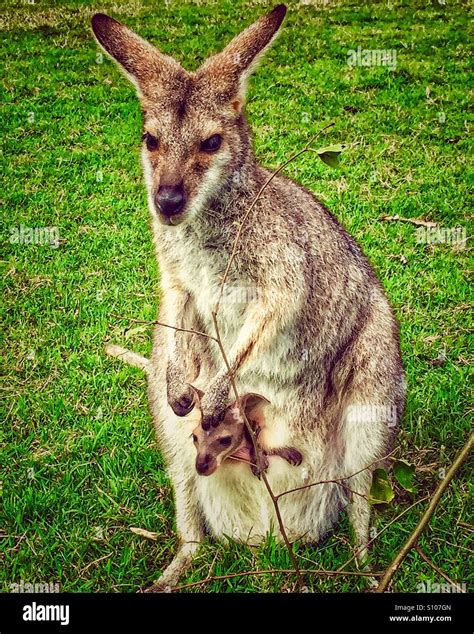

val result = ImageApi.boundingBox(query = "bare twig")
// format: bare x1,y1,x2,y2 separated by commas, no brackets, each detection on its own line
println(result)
414,546,466,593
211,312,304,588
275,449,397,502
379,215,437,228
81,553,113,575
171,567,384,592
337,496,430,573
375,433,473,592
111,313,217,342
214,121,335,314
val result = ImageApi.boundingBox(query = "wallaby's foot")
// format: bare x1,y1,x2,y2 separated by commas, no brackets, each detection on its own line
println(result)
166,361,196,416
353,545,378,590
265,446,303,466
142,542,199,593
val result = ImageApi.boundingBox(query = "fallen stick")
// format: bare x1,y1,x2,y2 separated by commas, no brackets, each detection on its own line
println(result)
375,433,473,593
379,214,437,227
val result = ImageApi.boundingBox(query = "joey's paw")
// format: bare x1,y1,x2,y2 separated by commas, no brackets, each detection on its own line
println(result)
284,447,303,466
251,453,269,478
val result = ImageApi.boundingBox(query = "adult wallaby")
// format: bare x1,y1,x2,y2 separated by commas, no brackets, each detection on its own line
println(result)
92,5,406,591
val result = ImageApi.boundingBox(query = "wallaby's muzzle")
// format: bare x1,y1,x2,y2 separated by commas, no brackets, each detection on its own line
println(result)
155,183,187,223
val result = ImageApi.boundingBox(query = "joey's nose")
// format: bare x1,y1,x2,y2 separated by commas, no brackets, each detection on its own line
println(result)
155,184,186,217
196,454,212,476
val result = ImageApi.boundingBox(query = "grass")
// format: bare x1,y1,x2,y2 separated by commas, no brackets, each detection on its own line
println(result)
1,0,472,593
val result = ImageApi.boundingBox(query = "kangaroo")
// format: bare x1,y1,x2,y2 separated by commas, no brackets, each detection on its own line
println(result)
93,5,406,592
190,390,303,477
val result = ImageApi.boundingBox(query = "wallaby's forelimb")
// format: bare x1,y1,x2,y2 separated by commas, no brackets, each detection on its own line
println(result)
105,344,150,373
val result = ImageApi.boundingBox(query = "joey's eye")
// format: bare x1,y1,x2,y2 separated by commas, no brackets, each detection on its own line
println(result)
200,134,222,153
192,434,198,443
143,132,159,151
218,436,232,447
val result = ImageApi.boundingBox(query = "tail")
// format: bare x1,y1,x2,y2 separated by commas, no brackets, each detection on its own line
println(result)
105,344,150,373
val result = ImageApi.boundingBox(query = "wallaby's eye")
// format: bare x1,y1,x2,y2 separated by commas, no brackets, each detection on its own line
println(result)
200,134,222,153
192,434,198,443
218,436,232,447
143,132,159,152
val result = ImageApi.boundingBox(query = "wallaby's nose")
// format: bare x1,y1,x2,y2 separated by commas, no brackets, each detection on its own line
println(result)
196,454,212,476
155,183,186,217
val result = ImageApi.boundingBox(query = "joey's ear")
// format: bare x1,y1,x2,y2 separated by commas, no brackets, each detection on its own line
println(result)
239,393,270,420
91,13,185,97
188,384,205,406
196,5,287,112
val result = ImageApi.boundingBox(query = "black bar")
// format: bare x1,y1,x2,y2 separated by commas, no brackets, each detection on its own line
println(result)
0,592,471,634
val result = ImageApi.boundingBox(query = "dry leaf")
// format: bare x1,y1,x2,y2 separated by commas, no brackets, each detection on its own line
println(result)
130,527,158,541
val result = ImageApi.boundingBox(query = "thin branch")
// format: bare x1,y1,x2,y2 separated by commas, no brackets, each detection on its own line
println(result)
375,433,473,593
337,496,430,573
111,313,218,342
414,546,466,593
171,567,384,592
275,449,397,502
214,121,335,315
208,124,336,588
211,311,304,588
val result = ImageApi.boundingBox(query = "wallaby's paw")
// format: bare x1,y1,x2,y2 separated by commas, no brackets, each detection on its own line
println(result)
202,408,226,430
166,361,195,417
169,389,195,417
200,374,230,430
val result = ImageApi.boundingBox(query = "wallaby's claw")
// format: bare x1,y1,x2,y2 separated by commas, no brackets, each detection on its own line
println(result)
285,448,303,466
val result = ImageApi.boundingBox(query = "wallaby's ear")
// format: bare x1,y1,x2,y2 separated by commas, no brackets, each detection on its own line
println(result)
197,5,287,112
91,13,185,97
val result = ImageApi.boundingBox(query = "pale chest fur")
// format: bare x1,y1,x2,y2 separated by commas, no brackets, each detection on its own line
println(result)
157,224,300,384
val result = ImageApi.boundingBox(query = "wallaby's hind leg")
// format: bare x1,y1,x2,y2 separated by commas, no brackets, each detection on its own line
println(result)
346,471,372,567
144,473,204,592
346,472,379,588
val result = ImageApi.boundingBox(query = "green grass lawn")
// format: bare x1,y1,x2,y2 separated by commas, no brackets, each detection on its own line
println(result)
1,0,472,593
